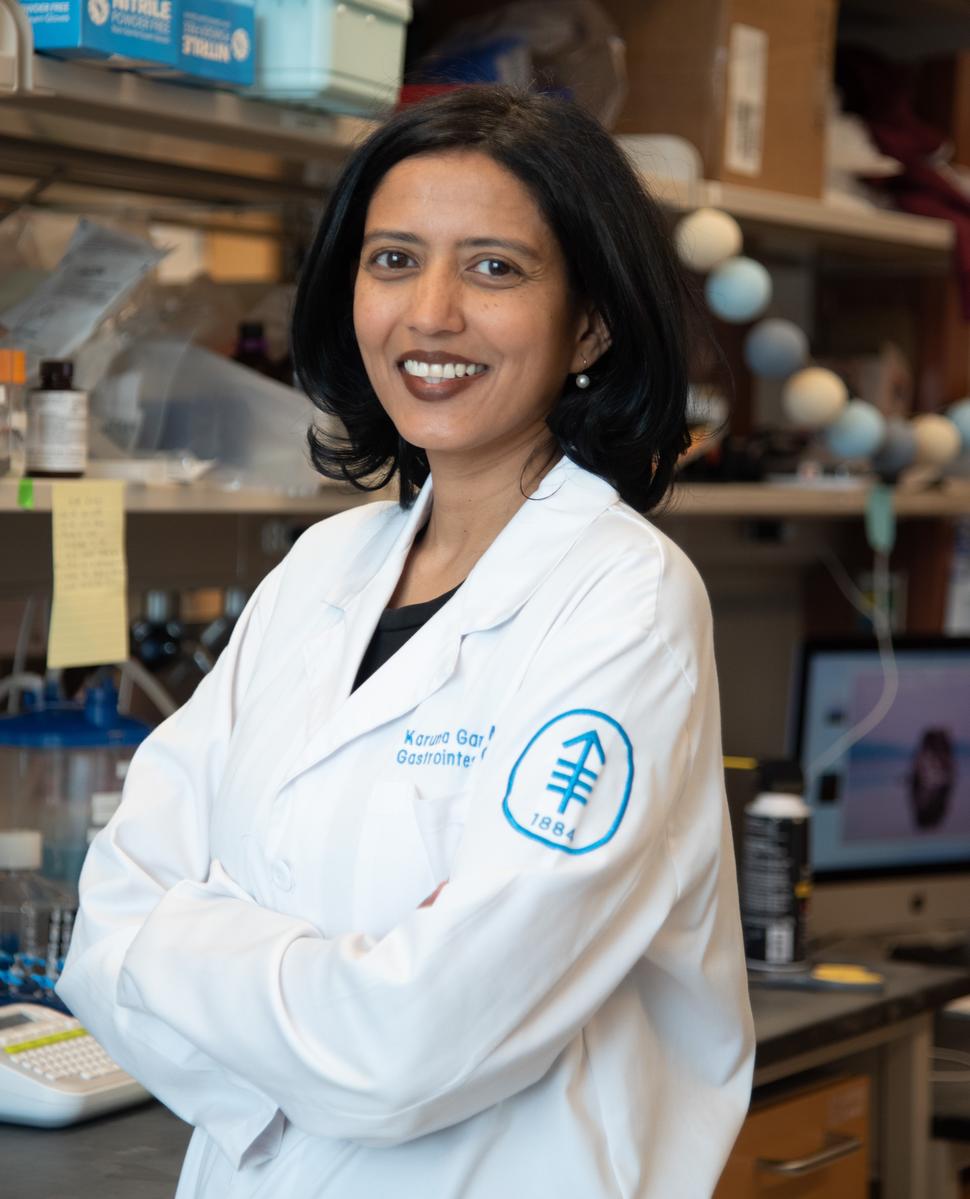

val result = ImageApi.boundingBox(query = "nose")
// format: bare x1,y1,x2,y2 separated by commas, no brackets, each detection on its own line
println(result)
405,259,465,336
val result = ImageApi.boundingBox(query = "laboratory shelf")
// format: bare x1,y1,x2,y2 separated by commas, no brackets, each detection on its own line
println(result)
0,0,958,253
1,479,967,519
666,481,970,519
653,177,952,260
0,478,385,515
0,0,375,207
620,139,955,262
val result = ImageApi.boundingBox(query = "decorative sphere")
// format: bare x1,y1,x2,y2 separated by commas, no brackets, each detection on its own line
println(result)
872,419,917,475
911,413,963,465
705,256,772,323
946,398,970,451
824,399,886,459
781,367,849,428
674,208,743,273
744,319,809,377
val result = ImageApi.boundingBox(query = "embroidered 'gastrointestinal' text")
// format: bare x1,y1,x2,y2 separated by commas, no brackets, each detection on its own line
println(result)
396,725,495,768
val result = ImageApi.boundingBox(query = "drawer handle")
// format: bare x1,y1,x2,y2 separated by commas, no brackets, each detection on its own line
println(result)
756,1132,863,1177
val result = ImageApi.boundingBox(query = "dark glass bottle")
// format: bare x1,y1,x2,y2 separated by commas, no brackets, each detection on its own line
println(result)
231,322,276,378
26,359,87,479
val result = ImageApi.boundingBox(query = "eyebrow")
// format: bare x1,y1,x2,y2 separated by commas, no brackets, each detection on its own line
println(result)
361,230,542,261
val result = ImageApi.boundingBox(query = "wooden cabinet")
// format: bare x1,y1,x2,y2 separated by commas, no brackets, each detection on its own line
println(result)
716,1075,869,1198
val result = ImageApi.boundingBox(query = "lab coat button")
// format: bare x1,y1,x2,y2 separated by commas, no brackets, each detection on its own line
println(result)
270,860,294,891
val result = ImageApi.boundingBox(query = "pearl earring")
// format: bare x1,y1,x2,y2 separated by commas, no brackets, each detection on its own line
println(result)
576,357,590,389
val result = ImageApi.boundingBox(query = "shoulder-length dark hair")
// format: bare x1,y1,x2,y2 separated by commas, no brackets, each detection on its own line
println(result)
292,85,693,513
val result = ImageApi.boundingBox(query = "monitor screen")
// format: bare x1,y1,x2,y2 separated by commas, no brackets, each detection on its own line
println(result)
794,638,970,880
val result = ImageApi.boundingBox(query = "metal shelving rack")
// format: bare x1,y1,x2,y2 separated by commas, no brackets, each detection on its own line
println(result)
0,0,965,521
0,0,374,203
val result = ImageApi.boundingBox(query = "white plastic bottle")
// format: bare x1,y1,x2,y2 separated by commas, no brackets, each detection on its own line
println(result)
25,359,87,478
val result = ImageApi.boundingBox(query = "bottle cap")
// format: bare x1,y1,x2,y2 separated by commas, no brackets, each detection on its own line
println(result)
747,791,811,819
0,349,26,384
0,829,43,870
39,360,74,390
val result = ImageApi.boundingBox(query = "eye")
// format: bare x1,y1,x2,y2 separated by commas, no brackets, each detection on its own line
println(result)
371,249,417,270
470,258,518,279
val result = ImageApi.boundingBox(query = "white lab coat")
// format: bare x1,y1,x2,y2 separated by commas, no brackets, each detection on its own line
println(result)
58,456,754,1198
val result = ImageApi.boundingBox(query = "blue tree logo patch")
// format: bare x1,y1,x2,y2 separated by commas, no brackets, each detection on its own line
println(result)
502,709,634,854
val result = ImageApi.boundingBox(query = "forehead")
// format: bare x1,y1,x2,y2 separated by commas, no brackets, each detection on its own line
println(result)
364,150,555,244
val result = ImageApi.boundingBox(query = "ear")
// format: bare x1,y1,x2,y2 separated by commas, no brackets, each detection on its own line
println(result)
569,308,611,374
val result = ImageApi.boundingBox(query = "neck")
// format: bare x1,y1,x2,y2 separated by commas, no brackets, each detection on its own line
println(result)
425,434,559,557
389,429,559,607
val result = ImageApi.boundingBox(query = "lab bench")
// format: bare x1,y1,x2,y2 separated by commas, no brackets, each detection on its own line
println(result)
2,959,969,1199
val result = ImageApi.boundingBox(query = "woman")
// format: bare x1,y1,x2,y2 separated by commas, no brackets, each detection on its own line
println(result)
58,87,754,1197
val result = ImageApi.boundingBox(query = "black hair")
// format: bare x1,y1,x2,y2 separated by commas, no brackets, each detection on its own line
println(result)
292,85,693,514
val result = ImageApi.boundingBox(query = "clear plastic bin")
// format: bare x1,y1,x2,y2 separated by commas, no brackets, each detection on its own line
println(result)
90,338,323,492
253,0,411,115
0,683,149,888
0,832,74,956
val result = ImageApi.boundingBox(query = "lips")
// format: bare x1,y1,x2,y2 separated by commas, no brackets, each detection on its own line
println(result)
396,350,490,400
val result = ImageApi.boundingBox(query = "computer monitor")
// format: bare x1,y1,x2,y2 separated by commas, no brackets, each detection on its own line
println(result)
793,637,970,943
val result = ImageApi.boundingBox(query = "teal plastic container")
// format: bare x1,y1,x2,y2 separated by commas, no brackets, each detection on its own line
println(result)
252,0,411,115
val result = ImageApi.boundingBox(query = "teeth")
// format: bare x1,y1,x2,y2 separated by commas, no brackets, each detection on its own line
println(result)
402,360,486,379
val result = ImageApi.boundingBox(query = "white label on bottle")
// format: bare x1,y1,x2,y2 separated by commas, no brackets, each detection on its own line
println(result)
25,390,87,473
91,790,123,825
725,24,767,176
765,919,794,964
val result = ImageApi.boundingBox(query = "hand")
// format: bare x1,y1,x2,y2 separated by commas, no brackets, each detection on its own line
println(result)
419,881,447,908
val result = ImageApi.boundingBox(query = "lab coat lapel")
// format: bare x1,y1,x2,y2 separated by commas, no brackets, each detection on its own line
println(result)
304,600,464,775
285,481,439,783
283,457,618,785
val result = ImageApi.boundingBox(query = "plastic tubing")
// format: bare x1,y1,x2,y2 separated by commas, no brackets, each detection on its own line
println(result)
0,672,45,709
117,658,178,720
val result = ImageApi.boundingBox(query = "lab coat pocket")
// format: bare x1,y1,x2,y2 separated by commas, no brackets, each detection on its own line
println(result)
352,779,469,940
410,784,471,890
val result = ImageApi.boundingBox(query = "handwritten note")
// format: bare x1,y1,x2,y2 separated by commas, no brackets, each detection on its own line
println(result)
47,481,128,669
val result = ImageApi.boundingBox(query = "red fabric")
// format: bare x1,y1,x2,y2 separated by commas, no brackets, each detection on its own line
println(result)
839,48,970,317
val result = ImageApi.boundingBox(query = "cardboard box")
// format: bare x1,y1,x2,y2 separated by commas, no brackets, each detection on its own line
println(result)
601,0,839,198
177,0,254,86
21,0,178,68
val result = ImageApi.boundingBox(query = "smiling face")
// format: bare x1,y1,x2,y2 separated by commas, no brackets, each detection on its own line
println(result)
353,150,596,472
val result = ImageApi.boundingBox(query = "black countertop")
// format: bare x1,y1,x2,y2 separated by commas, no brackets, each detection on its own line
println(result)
1,1101,189,1199
3,960,970,1198
750,958,970,1072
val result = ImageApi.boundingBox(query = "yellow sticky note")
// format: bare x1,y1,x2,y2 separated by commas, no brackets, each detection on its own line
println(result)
47,481,128,669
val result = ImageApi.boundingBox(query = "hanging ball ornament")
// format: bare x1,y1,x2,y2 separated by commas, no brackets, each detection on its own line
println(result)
911,413,963,465
674,207,743,273
705,256,772,324
744,318,809,378
945,398,970,451
824,399,887,459
781,367,849,428
872,419,918,476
